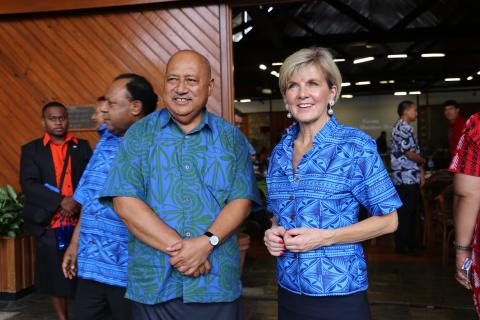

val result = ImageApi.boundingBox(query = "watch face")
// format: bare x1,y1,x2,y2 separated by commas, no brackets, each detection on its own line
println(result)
210,235,219,246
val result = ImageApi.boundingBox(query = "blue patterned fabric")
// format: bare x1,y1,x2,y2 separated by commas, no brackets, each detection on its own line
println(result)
73,129,128,287
267,116,402,296
390,119,421,185
99,108,261,304
97,123,108,139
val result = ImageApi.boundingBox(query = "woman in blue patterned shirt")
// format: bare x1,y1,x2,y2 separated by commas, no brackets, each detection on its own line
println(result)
264,47,403,319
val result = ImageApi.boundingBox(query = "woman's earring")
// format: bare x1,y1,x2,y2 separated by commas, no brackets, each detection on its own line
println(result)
327,101,335,116
285,104,292,118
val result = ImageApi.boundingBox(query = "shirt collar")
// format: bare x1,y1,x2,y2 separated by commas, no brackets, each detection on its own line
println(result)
159,107,213,132
97,123,108,136
43,132,78,146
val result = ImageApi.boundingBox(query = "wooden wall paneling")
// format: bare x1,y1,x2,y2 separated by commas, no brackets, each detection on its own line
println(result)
182,7,218,44
0,0,179,15
0,66,40,143
46,16,111,89
4,21,77,102
0,24,55,103
26,18,99,98
130,11,178,57
195,5,218,28
121,12,170,68
92,12,166,85
64,15,133,84
0,2,235,190
15,20,85,102
218,3,233,121
106,12,167,79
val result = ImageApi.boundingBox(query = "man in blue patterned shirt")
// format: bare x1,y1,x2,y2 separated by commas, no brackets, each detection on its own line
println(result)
62,74,158,320
391,100,426,255
100,50,261,319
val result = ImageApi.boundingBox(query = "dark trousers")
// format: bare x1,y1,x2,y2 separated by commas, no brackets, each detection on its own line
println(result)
278,287,371,320
35,228,76,297
395,184,420,250
74,278,131,320
131,298,243,320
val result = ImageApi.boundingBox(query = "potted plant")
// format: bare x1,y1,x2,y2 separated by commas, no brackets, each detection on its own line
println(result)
0,184,24,238
0,184,34,299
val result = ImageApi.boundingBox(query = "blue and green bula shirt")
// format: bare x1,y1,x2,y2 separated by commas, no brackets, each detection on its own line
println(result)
267,117,402,296
100,108,261,305
73,127,128,287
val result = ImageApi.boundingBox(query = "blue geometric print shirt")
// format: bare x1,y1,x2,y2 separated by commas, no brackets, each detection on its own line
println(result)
100,108,261,304
267,116,402,296
390,119,421,185
73,128,128,287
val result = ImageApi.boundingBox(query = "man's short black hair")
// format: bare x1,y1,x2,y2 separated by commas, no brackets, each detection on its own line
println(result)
114,73,158,116
443,99,459,109
234,108,244,117
97,95,106,102
397,100,415,117
41,101,67,117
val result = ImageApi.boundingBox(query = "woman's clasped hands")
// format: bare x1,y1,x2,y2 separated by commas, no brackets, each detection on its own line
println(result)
264,225,336,255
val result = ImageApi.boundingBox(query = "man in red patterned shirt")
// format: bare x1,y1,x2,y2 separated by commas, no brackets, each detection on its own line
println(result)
450,113,480,317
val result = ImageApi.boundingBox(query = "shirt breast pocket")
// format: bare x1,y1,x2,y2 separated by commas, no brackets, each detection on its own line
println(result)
204,183,231,211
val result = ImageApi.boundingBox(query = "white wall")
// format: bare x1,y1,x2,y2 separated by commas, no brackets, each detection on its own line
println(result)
235,90,480,142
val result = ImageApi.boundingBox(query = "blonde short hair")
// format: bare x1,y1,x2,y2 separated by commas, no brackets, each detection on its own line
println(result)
279,47,342,102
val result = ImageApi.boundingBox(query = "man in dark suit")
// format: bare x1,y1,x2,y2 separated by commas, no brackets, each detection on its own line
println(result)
20,101,92,320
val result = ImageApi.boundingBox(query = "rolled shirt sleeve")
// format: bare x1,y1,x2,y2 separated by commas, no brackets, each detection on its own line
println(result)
99,122,146,206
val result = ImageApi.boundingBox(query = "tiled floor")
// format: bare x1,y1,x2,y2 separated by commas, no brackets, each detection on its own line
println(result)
1,234,477,319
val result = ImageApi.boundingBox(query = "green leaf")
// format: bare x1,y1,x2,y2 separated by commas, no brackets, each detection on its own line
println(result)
6,184,17,202
0,187,8,201
7,230,17,238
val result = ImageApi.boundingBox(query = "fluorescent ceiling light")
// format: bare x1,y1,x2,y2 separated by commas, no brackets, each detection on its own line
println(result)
270,71,279,78
353,57,375,64
355,81,371,86
234,99,238,103
272,62,283,66
334,58,346,62
341,94,353,99
409,91,421,95
445,77,461,81
387,54,408,59
379,80,388,84
244,26,253,34
232,32,243,42
394,92,407,96
261,88,272,95
467,76,473,80
267,6,274,12
476,71,480,75
421,53,445,58
240,99,251,103
341,82,351,87
259,64,267,70
388,80,395,84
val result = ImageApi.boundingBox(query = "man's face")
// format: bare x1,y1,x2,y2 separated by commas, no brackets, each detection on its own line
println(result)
42,106,68,139
405,104,418,122
102,79,136,136
162,51,213,129
234,114,243,128
91,100,106,129
444,105,459,122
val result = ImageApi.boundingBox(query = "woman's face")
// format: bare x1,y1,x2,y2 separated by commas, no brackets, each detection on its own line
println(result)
284,64,336,126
